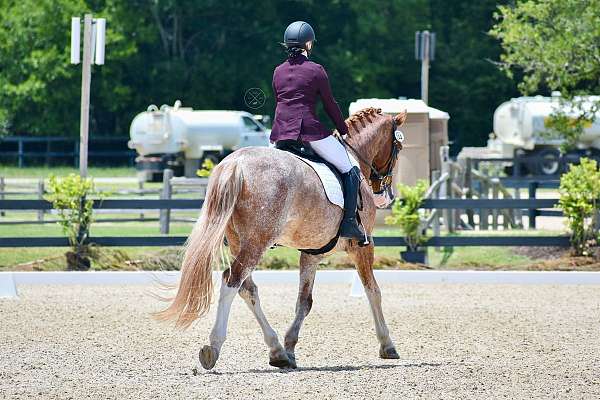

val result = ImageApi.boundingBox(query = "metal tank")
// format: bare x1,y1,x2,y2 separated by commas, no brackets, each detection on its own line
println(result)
128,101,269,180
491,95,600,154
487,94,600,175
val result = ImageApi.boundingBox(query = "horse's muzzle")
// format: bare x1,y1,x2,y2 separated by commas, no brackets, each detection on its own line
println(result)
373,187,394,209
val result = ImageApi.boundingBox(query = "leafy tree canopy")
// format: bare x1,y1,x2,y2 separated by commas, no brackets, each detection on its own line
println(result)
491,0,599,96
490,0,600,150
0,0,519,153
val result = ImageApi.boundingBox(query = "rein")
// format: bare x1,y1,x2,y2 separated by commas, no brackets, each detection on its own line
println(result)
340,117,403,193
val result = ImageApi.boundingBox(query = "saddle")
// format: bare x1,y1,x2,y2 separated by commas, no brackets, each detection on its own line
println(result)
274,139,363,255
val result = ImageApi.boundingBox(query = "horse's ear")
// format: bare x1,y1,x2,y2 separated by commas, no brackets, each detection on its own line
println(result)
394,110,407,126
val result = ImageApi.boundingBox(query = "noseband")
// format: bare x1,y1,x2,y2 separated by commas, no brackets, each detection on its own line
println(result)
341,117,404,194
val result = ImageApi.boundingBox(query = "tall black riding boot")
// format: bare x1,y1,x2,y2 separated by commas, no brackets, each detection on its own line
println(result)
340,166,368,243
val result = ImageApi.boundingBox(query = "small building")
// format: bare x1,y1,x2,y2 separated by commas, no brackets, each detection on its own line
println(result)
348,98,450,186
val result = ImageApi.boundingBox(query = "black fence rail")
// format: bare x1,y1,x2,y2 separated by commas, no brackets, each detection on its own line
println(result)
0,136,135,167
0,235,571,248
0,199,202,210
0,198,562,210
0,198,574,248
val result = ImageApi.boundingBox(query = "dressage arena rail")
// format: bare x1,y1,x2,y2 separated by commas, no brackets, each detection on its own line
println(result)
0,198,575,248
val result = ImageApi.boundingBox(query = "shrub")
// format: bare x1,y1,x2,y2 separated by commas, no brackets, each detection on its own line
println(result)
46,174,96,269
558,158,600,256
385,180,429,251
196,158,215,177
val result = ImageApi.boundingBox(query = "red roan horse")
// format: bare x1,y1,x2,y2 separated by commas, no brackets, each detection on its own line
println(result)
156,107,407,370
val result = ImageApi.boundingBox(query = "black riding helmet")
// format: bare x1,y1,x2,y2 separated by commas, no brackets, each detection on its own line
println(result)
283,21,316,50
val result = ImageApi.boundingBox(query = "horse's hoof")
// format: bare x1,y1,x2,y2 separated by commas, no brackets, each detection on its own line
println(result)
199,345,219,370
269,350,292,369
286,352,298,369
379,346,400,359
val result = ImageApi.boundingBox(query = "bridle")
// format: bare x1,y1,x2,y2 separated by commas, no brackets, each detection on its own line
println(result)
340,116,404,194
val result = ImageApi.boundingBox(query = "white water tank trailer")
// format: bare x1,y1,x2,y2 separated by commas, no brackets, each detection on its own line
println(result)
460,94,600,176
128,101,270,181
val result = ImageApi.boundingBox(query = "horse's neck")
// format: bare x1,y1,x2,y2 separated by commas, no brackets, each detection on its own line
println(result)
347,124,386,177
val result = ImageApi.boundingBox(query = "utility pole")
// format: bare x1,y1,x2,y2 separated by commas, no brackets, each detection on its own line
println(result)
79,14,92,177
415,30,436,105
71,15,106,177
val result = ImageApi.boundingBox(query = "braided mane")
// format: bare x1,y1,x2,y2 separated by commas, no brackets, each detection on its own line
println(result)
344,107,385,136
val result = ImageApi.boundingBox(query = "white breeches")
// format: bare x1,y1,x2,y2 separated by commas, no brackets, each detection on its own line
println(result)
309,135,358,174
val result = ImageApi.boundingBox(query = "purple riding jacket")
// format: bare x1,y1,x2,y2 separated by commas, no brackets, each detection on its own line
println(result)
270,53,349,143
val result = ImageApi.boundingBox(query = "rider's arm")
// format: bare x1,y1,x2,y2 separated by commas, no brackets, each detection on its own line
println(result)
316,65,349,136
272,70,278,101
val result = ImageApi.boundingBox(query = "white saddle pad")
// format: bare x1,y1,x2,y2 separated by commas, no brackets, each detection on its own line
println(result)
291,154,357,209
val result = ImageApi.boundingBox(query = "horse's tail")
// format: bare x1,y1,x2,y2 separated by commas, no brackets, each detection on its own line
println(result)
154,161,243,329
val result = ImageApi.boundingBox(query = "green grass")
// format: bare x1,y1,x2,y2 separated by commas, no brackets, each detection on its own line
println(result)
0,243,535,271
0,246,162,270
0,165,136,179
261,244,533,270
0,221,194,238
427,246,532,269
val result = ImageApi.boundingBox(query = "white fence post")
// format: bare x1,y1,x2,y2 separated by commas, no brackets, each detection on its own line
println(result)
514,185,523,227
431,170,441,252
440,146,452,233
159,169,173,234
492,179,499,230
0,272,18,299
37,179,45,222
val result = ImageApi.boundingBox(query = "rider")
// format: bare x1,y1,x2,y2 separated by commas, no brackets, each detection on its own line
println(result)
271,21,366,243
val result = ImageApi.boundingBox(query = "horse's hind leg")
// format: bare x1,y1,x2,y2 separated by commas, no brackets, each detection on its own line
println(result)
347,244,399,359
283,252,319,368
199,246,266,370
238,275,291,368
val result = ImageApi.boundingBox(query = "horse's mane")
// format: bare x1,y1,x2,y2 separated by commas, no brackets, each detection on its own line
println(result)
344,107,386,137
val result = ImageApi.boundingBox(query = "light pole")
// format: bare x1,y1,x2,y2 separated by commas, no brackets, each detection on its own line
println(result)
71,14,105,177
415,30,435,105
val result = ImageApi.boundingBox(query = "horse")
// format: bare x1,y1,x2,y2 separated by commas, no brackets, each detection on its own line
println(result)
156,107,407,370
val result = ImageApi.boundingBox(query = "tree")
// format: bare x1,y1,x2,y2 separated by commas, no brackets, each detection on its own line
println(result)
490,0,600,150
428,0,519,149
0,0,520,155
0,0,138,136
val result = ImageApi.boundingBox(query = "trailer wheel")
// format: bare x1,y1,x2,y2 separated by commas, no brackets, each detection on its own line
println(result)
535,148,560,176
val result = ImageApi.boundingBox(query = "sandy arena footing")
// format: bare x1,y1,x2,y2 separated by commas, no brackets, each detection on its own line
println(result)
1,282,599,399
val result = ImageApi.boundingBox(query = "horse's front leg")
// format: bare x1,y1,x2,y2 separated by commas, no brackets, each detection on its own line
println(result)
238,274,290,368
347,244,399,359
284,252,320,368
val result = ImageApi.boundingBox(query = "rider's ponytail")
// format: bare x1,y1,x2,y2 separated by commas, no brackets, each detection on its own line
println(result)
286,46,304,58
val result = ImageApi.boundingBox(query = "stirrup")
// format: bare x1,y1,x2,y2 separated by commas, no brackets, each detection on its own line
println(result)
358,220,370,246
